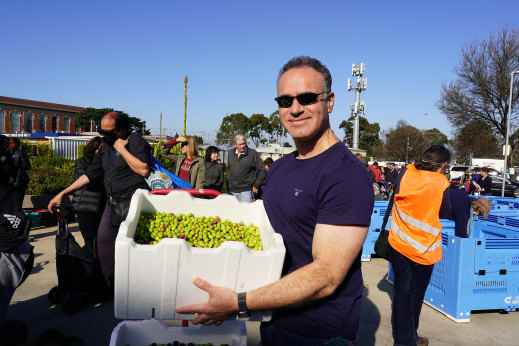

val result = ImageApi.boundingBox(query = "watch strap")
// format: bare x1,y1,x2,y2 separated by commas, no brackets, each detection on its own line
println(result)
237,292,248,312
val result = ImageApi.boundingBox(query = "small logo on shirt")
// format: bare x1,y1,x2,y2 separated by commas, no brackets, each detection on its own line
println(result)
294,188,303,197
116,151,120,157
4,214,21,229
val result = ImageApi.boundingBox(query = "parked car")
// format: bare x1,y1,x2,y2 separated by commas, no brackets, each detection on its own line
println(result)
449,166,504,189
490,176,519,197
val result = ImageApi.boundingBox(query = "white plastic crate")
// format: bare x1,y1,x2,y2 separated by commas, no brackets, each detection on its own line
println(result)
114,189,285,321
109,319,246,346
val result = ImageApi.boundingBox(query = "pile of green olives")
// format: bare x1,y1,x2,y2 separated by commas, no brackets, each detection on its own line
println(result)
134,211,263,250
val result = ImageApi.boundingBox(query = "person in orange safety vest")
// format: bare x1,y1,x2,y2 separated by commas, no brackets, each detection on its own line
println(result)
387,144,451,346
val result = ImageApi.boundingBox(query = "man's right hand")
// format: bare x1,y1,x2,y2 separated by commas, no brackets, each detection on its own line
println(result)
48,193,63,213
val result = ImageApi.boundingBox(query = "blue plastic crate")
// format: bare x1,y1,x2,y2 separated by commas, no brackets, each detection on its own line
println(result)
424,234,519,322
472,221,519,239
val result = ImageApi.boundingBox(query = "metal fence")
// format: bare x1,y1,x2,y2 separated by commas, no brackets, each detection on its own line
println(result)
50,137,91,160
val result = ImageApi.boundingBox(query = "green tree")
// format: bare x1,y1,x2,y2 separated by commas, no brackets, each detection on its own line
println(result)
216,113,250,148
339,115,382,155
452,120,500,163
384,120,426,162
425,128,449,145
437,27,519,166
248,113,270,147
75,107,150,134
266,111,284,143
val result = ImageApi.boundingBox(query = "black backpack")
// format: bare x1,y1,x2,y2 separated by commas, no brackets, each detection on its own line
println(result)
0,209,32,252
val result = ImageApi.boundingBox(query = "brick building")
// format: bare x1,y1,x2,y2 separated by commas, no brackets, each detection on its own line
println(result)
0,96,85,134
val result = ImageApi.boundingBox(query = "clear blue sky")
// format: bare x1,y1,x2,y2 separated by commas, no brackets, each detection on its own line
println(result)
2,0,518,145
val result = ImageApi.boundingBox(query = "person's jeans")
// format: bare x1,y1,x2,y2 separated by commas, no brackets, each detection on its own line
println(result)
228,190,253,203
387,243,434,346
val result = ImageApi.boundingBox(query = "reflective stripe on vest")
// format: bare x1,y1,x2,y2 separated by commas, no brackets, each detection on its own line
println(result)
395,205,442,237
390,216,442,254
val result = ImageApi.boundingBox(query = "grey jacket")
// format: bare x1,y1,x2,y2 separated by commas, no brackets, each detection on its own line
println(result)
226,147,266,193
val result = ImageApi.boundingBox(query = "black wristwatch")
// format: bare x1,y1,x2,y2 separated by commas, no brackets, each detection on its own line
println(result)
237,292,251,318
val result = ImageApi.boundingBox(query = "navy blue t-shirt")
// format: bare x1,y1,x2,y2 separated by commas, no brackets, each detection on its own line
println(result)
262,142,374,340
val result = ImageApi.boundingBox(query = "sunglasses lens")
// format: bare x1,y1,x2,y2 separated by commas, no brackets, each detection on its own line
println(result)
297,93,319,106
275,96,293,108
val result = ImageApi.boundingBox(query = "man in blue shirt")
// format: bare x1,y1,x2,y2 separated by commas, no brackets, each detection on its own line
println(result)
177,56,374,345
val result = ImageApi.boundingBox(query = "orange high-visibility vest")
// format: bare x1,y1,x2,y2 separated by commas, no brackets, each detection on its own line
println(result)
388,164,449,265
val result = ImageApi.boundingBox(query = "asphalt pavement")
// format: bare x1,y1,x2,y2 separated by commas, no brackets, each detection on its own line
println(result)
6,223,519,345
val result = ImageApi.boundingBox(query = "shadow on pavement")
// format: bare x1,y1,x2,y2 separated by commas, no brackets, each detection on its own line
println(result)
6,293,120,345
357,287,380,346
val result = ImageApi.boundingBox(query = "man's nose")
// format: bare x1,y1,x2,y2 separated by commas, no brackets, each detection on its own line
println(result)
289,99,304,118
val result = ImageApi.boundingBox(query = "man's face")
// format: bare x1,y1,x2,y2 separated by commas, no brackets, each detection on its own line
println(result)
100,116,121,146
277,66,334,142
234,139,246,154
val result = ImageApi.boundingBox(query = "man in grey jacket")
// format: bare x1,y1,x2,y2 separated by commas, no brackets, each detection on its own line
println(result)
226,134,266,202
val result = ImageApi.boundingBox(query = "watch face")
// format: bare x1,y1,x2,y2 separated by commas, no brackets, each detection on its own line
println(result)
237,311,251,319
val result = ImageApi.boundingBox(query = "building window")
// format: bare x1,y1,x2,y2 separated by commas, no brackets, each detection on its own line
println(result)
26,113,33,133
0,110,4,133
51,116,58,133
63,117,70,133
39,115,46,132
11,112,19,132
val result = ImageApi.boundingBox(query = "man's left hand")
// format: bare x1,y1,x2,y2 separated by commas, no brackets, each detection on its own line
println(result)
175,277,238,326
113,138,128,153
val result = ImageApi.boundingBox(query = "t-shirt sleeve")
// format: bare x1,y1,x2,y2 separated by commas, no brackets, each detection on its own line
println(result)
129,134,151,166
316,162,374,226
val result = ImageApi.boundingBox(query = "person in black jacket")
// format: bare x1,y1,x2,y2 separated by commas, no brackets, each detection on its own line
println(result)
8,138,30,212
226,134,266,202
204,146,224,192
48,111,151,290
72,137,106,257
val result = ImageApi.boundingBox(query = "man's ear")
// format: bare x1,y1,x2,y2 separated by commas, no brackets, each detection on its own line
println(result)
327,92,335,113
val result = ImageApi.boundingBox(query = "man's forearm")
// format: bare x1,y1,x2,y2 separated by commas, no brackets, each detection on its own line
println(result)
118,148,149,177
62,174,90,195
247,259,342,311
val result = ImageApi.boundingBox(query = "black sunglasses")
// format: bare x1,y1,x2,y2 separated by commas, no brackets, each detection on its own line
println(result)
275,92,328,108
99,129,116,136
180,142,188,147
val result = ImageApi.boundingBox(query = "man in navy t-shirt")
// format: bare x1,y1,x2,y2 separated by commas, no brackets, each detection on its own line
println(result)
177,56,374,344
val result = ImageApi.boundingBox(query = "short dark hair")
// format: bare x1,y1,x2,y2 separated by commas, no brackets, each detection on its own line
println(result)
481,167,489,173
83,136,103,160
205,145,220,162
414,144,451,172
277,56,332,92
105,111,130,131
264,157,274,167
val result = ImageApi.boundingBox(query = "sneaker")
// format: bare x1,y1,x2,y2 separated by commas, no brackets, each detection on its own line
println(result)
417,336,429,346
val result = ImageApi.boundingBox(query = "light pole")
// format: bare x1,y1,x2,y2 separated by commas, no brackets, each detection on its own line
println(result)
502,70,519,197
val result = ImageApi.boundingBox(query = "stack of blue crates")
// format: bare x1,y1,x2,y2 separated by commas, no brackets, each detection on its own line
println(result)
380,196,519,322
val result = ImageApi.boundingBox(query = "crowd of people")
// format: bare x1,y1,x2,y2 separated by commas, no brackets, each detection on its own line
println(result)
0,56,499,346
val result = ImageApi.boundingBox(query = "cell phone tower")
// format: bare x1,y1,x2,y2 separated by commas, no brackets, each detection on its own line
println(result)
347,63,367,149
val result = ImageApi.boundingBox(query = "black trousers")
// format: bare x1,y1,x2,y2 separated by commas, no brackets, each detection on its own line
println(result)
76,211,102,258
387,243,434,346
96,204,119,290
13,187,26,212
